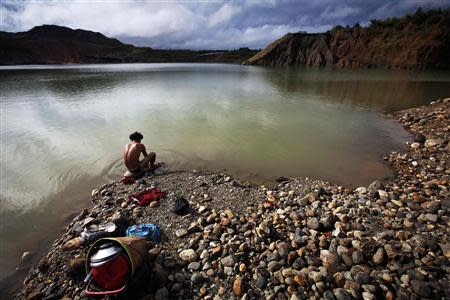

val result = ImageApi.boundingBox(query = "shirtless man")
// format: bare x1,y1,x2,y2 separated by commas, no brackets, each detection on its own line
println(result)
123,131,156,174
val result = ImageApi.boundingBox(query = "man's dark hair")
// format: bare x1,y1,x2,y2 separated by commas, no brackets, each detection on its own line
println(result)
129,131,144,141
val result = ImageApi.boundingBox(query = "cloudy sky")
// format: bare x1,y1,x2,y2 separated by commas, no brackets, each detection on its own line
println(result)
1,0,449,49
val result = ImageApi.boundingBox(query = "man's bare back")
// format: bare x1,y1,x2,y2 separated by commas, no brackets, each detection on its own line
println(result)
124,132,156,174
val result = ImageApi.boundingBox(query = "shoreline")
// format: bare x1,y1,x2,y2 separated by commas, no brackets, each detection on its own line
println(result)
12,98,450,299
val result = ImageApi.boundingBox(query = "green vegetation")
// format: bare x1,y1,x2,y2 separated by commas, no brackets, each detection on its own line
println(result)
326,7,449,34
369,7,450,30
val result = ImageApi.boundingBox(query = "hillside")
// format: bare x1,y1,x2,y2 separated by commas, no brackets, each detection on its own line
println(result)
0,25,257,65
244,8,450,69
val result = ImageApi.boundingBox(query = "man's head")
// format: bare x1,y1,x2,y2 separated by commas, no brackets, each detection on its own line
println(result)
129,131,143,142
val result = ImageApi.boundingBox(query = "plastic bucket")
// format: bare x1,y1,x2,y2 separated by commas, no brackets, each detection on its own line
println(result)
85,237,151,296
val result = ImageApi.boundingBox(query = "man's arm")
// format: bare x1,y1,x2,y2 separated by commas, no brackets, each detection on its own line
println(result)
123,144,128,159
140,144,149,157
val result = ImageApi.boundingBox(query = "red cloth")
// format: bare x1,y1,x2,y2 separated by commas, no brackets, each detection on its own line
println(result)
121,176,135,185
129,188,165,206
92,254,130,290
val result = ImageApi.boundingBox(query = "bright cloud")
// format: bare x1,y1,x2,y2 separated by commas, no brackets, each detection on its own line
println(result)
1,0,448,49
320,5,360,19
208,3,242,27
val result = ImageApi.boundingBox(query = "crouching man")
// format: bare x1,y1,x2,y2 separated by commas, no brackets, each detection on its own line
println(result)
123,131,156,176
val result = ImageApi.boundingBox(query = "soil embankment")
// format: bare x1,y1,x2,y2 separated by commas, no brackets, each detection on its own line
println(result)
13,98,450,299
244,9,450,69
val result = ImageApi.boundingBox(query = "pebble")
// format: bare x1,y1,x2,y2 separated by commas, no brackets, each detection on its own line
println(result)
150,201,159,207
352,250,364,264
187,262,200,271
424,138,443,148
191,272,205,285
154,287,169,300
306,218,321,230
175,228,188,238
232,276,243,296
410,280,431,298
179,249,198,262
268,261,282,272
372,248,384,264
256,276,267,289
220,255,235,267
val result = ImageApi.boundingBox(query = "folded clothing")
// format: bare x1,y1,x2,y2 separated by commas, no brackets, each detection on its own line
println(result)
129,188,165,207
126,223,160,241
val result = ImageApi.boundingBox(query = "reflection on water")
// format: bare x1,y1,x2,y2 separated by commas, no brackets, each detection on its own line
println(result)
263,67,449,112
1,63,450,285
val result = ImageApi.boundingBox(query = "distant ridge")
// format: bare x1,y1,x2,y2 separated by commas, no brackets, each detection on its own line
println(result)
244,8,450,69
0,25,257,65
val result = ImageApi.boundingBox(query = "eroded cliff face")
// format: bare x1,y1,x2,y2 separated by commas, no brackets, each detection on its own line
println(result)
245,14,450,69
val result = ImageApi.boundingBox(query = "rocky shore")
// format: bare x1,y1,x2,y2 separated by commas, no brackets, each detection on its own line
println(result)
16,98,449,300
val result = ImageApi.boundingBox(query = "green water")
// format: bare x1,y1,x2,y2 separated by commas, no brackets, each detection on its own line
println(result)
1,63,450,288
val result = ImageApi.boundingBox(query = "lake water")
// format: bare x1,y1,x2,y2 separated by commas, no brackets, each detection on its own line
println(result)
1,63,450,289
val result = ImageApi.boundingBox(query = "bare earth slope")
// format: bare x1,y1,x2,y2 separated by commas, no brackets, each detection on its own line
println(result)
245,9,450,69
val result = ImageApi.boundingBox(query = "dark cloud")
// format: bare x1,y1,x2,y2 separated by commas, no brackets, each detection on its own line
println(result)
1,0,449,49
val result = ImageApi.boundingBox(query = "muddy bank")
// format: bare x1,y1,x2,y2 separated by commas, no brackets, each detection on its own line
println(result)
14,98,450,299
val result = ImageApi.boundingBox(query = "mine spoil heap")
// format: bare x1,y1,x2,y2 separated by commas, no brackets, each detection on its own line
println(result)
244,9,450,69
